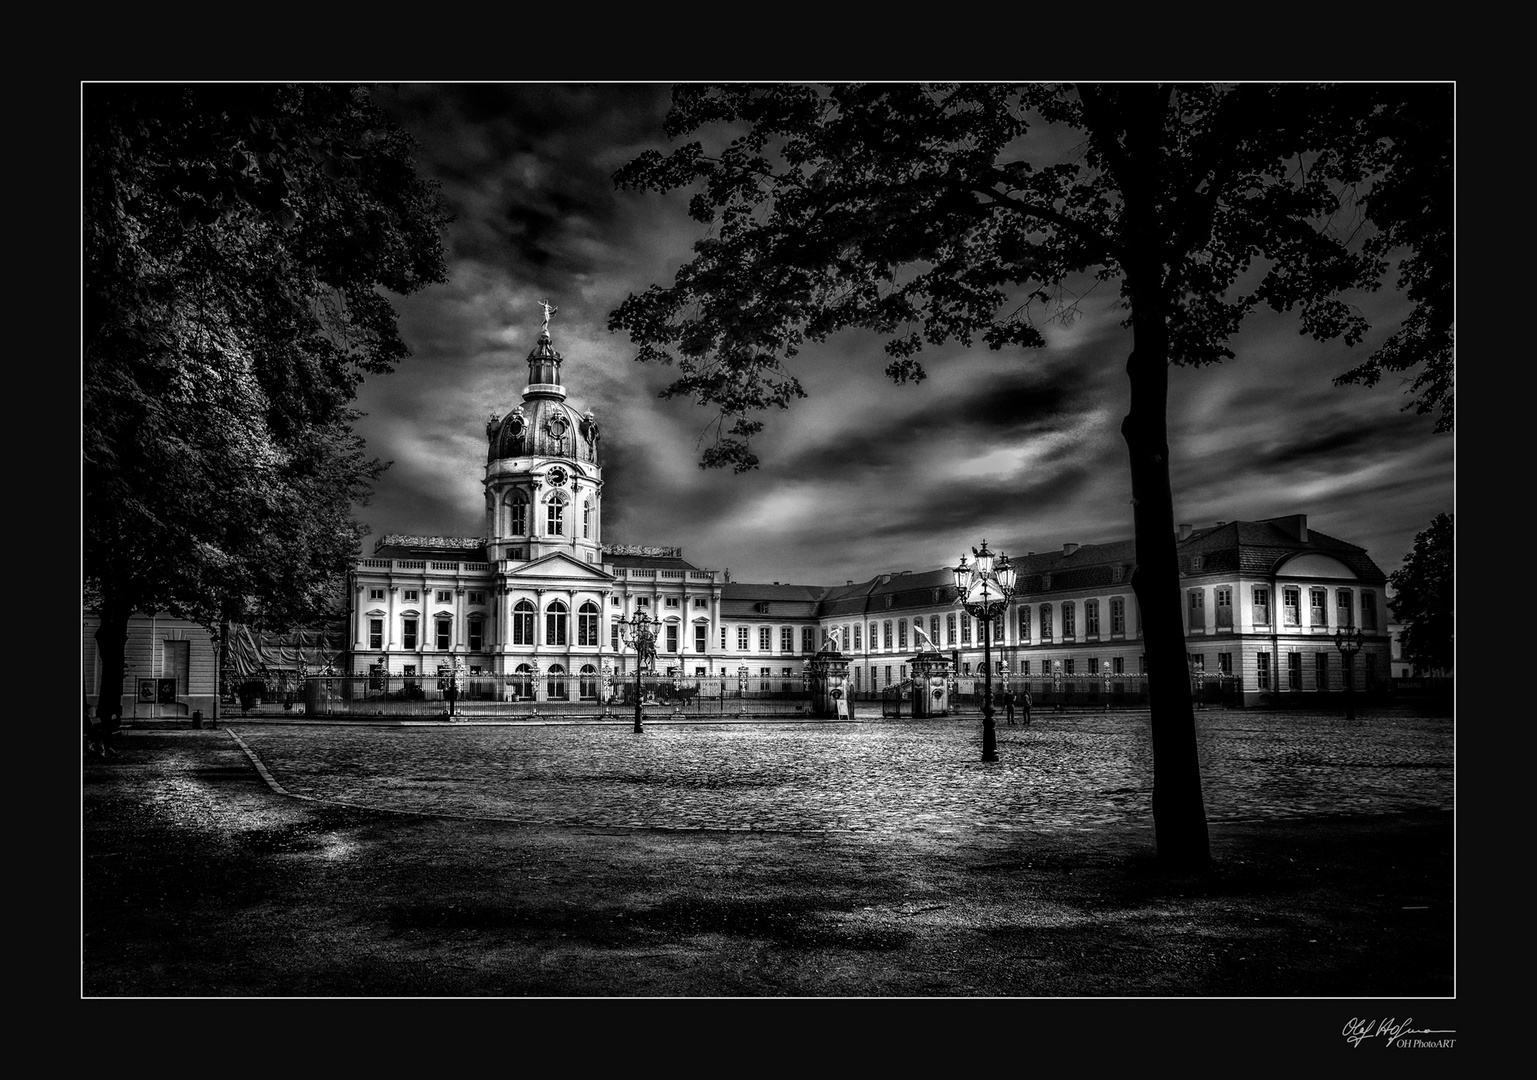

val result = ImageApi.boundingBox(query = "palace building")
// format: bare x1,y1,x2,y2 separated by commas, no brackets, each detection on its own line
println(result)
343,314,1392,708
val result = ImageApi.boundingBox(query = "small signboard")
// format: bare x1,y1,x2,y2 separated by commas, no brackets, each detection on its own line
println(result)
137,679,156,703
836,697,849,718
157,678,177,704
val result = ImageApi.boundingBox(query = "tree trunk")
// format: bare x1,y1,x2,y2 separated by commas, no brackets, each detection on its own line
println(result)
93,598,132,725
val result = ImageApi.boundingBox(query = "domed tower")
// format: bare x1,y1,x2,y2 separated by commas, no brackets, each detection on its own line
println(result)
484,306,604,566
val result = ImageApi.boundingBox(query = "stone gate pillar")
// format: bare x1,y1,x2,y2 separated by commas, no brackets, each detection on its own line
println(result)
807,647,851,718
910,650,952,717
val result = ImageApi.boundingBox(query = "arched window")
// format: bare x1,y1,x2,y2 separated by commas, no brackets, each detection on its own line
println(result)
509,492,529,536
512,600,535,645
510,663,533,701
578,601,600,646
583,498,593,539
546,491,568,536
578,663,599,701
546,600,569,646
546,662,568,700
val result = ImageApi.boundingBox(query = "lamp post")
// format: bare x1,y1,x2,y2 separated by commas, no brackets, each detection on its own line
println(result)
953,539,1017,762
1334,627,1364,721
616,612,660,733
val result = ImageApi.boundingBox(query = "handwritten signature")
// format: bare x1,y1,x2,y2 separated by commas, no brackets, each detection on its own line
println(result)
1342,1018,1456,1048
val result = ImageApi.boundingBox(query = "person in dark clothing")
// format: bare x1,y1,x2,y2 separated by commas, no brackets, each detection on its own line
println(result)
1020,688,1032,727
1003,691,1016,725
84,700,101,757
98,709,121,759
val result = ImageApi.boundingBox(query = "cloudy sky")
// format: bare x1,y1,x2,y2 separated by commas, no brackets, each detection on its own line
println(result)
351,83,1454,587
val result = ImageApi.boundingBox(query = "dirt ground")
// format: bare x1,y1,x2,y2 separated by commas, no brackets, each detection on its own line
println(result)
81,729,1453,1001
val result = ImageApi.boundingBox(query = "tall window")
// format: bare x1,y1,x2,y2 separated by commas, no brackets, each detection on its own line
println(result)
435,617,451,651
1315,652,1329,689
782,627,794,652
946,614,956,645
1335,588,1353,628
804,627,817,653
544,601,568,646
510,492,528,535
960,615,971,644
546,663,568,700
1020,605,1034,643
1085,600,1099,638
1188,590,1205,631
884,621,893,649
1111,597,1126,636
930,615,940,647
1253,587,1270,626
1217,652,1232,675
694,624,707,653
613,623,621,651
759,627,771,651
1040,604,1052,642
1288,652,1302,689
851,624,861,650
578,602,599,646
1215,587,1232,629
1309,588,1327,627
369,618,383,650
738,626,749,650
667,624,679,653
898,620,908,650
546,498,565,536
1361,591,1378,631
579,664,599,701
1062,602,1075,639
583,499,593,538
1283,587,1300,626
468,617,484,652
402,617,418,651
513,600,535,646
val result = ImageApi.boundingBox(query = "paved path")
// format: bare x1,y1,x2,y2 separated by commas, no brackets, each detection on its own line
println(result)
222,708,1453,835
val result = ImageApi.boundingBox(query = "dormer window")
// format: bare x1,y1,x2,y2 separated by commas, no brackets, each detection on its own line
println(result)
1191,554,1204,571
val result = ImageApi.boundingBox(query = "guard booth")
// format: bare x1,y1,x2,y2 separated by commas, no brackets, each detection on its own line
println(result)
806,644,852,719
909,650,952,717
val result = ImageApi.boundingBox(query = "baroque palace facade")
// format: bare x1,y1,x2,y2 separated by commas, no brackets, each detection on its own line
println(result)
344,317,1391,709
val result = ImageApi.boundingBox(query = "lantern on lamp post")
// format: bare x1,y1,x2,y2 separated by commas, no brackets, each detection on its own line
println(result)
953,539,1017,763
1334,627,1364,721
617,611,660,733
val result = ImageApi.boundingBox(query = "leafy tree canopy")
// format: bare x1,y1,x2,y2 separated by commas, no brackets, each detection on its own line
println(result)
1388,512,1454,675
83,83,451,640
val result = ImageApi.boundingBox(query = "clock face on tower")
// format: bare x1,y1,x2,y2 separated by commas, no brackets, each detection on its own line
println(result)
547,465,569,488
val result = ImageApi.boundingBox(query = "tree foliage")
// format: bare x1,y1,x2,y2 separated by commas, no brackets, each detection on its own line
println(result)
1388,513,1454,675
83,83,450,711
610,83,1453,866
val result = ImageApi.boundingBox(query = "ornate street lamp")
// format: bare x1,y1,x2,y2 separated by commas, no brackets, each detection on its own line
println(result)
953,539,1017,762
616,612,660,733
1334,627,1365,721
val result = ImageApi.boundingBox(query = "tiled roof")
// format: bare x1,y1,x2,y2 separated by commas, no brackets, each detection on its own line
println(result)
606,554,701,572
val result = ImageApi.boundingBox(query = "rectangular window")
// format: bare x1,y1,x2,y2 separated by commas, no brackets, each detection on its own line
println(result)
898,620,908,650
615,624,622,650
1335,588,1353,628
1361,591,1378,631
884,621,893,650
1288,652,1303,689
667,624,679,653
547,502,564,535
468,619,483,652
720,627,727,649
1112,657,1123,676
759,627,771,651
1253,587,1270,626
1062,602,1075,640
1111,597,1126,636
1215,587,1232,629
884,665,892,686
435,617,450,651
930,615,940,648
402,618,418,651
1040,604,1052,643
1188,590,1205,631
1065,659,1075,678
779,627,792,652
1085,600,1099,638
1218,652,1232,675
1019,606,1031,643
849,625,860,651
1310,588,1328,627
960,616,971,644
1257,652,1270,689
695,624,707,653
1315,651,1328,690
665,596,680,609
368,588,384,602
946,614,956,645
1187,654,1203,676
436,590,452,604
369,619,383,650
403,589,419,603
693,597,708,609
738,626,749,650
636,597,650,608
1283,587,1300,627
468,591,486,605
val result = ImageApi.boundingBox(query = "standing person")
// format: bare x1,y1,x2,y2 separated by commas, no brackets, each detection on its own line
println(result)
1020,687,1032,727
98,709,121,759
1003,690,1016,725
84,699,101,757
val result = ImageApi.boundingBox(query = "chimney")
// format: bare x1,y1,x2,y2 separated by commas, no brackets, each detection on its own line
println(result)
1063,543,1079,556
1178,523,1193,541
846,580,853,586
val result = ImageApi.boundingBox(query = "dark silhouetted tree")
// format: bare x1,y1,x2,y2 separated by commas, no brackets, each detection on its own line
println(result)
1389,513,1454,676
610,82,1452,866
84,84,450,721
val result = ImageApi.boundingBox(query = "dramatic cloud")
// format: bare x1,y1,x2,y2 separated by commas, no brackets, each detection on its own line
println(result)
350,84,1455,589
